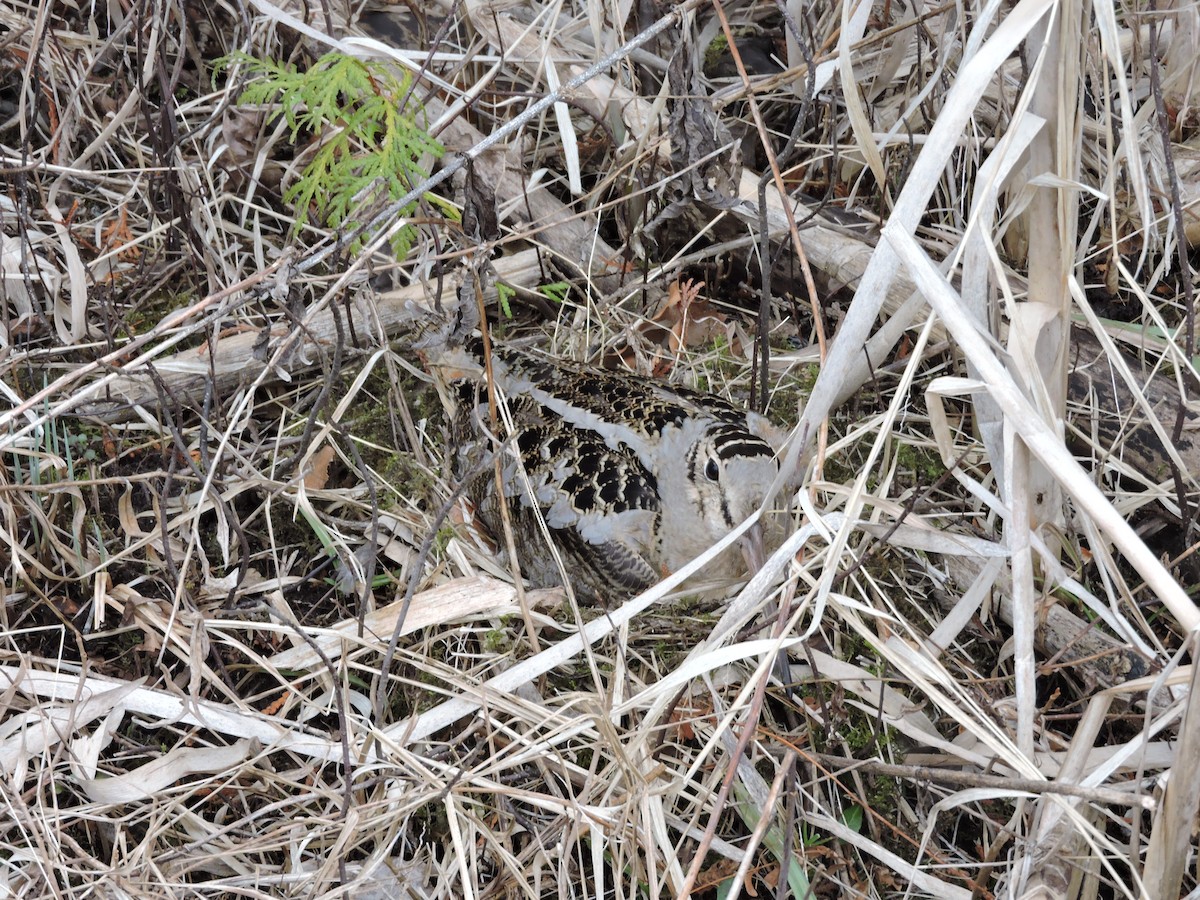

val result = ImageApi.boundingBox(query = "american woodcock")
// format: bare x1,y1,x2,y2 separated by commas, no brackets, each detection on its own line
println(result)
432,337,782,598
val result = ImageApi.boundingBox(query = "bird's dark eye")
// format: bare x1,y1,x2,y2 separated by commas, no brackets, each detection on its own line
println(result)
704,457,720,481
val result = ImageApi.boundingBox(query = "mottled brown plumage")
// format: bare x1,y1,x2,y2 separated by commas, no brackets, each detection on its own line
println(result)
435,339,780,597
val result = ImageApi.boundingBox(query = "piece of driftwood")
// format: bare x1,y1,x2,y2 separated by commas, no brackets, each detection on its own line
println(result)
73,248,547,422
938,554,1150,693
1067,326,1200,501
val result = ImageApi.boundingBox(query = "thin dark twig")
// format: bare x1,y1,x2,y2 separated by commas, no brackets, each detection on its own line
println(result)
285,283,347,476
336,417,381,636
406,0,461,114
749,0,819,414
369,440,506,726
146,363,251,628
1147,0,1198,542
264,600,357,852
810,752,1153,808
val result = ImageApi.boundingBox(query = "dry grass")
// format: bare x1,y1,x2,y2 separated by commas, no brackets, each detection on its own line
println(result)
2,0,1199,897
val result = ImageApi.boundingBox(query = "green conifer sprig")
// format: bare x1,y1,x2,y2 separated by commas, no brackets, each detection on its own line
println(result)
222,51,446,258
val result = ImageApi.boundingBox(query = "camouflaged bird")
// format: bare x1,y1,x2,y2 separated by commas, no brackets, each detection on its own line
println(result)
432,336,781,598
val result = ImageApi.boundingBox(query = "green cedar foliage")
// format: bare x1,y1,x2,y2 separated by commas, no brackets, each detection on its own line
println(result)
224,51,445,258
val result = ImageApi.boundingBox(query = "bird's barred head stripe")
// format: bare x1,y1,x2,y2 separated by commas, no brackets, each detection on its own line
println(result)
712,430,775,461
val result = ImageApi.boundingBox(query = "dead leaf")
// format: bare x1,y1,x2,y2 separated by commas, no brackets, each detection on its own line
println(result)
304,444,336,490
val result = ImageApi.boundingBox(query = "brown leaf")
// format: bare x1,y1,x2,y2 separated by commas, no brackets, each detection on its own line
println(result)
304,444,336,490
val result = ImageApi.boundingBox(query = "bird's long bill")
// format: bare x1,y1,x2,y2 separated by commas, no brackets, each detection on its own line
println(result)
739,521,767,575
